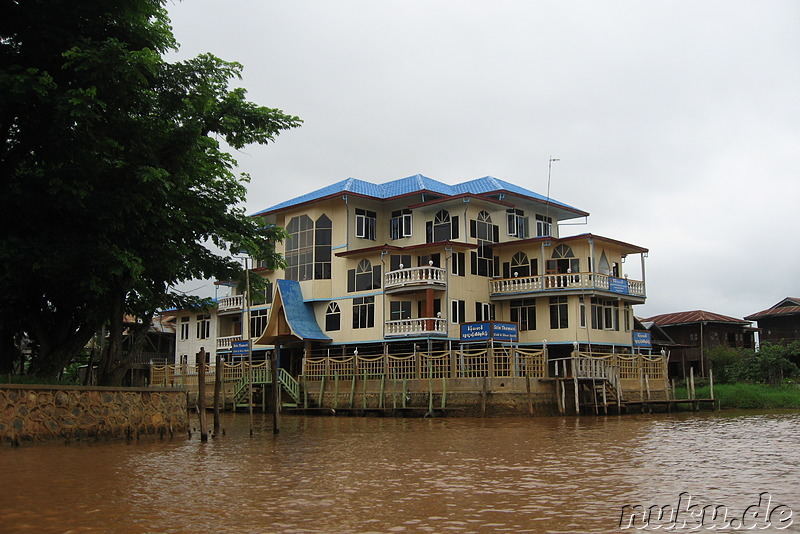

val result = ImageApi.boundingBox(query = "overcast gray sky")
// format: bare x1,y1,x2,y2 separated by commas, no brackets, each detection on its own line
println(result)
167,0,799,321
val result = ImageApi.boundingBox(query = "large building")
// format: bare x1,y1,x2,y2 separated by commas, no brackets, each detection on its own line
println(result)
164,174,663,413
253,175,647,360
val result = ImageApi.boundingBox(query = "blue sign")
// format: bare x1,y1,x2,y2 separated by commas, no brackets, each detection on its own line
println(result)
460,322,518,342
461,322,491,341
608,277,630,295
232,340,251,356
632,331,652,348
492,322,519,342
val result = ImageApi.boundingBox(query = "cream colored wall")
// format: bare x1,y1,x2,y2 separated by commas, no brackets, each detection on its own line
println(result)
251,192,640,348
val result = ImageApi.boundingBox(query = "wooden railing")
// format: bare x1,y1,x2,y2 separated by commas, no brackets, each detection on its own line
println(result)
489,272,645,297
303,349,665,385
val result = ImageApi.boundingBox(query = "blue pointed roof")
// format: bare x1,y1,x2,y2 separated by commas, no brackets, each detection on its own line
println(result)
253,174,584,216
273,279,330,342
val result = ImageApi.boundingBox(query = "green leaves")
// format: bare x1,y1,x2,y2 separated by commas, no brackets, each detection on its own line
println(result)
1,0,300,381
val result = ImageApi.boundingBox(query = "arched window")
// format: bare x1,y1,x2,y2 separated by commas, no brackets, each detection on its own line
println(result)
598,251,611,276
470,211,499,277
314,215,332,279
347,258,381,292
427,209,459,243
286,215,314,281
511,251,530,277
325,302,340,331
547,244,579,274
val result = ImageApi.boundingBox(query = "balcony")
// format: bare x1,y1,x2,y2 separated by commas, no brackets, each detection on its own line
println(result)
384,266,446,293
217,335,243,350
385,317,448,337
489,272,645,300
217,295,244,313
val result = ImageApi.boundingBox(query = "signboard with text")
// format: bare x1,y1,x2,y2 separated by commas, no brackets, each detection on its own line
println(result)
632,331,652,348
232,340,251,357
460,322,518,342
608,277,630,295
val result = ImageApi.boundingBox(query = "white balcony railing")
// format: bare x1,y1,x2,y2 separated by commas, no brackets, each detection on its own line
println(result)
217,335,243,349
385,317,448,337
489,272,645,297
217,294,244,313
384,266,446,291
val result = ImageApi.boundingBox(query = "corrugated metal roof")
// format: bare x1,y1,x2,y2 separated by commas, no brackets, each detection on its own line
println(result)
645,310,750,326
273,279,330,341
252,174,583,216
745,298,800,320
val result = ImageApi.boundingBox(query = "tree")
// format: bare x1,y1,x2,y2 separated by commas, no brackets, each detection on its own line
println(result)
0,0,300,383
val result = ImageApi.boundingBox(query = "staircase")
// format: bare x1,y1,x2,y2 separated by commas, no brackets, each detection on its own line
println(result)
232,368,302,409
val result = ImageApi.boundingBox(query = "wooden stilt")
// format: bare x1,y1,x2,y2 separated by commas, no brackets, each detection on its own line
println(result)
213,353,221,437
196,348,208,442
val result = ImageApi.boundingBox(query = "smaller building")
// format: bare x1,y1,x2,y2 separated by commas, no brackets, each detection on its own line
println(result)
745,297,800,346
643,310,755,378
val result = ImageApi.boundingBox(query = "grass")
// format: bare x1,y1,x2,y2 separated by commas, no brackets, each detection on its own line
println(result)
675,382,800,410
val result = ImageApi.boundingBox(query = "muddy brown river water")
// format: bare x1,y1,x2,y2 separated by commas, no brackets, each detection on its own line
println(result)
1,411,798,533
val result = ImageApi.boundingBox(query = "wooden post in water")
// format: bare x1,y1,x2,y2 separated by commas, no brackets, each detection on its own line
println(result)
481,375,487,417
709,368,715,410
689,367,696,399
526,373,533,416
645,374,651,401
196,348,208,442
213,353,221,437
272,344,281,434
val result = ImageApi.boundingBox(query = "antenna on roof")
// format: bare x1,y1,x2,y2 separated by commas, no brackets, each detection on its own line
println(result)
545,156,559,236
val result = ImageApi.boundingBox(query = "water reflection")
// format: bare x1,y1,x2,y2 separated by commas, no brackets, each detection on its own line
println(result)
1,411,798,533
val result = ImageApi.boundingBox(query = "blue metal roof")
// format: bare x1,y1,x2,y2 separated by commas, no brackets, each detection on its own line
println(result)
253,174,583,216
275,279,331,341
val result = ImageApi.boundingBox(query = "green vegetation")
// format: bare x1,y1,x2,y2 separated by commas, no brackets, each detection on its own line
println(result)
707,342,800,385
1,1,299,384
675,383,800,410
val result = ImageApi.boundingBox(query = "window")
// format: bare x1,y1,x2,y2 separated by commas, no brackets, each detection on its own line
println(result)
355,208,376,240
347,259,382,292
470,211,499,277
390,209,412,239
390,254,411,271
251,280,273,305
286,215,314,281
451,300,466,324
546,244,580,274
475,302,495,322
180,317,190,340
325,302,341,331
510,299,537,331
591,298,619,331
426,209,459,243
536,214,552,237
549,297,568,329
418,253,440,267
353,297,375,329
250,309,269,338
314,215,332,279
418,299,442,319
598,251,611,275
579,297,587,328
390,301,412,321
507,208,529,238
451,251,466,276
197,314,211,339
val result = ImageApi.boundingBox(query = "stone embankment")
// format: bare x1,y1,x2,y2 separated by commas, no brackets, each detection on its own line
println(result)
0,384,187,446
